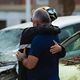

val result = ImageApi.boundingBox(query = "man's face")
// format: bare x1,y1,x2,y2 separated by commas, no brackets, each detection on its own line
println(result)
32,18,43,27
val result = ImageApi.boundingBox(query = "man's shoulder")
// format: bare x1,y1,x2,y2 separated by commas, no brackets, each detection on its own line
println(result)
32,35,54,45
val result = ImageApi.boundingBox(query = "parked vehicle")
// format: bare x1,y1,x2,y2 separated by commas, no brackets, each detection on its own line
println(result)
0,65,17,80
0,16,80,80
60,31,80,65
52,16,80,42
59,31,80,80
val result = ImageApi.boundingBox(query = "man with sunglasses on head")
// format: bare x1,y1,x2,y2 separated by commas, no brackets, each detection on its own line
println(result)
16,7,66,80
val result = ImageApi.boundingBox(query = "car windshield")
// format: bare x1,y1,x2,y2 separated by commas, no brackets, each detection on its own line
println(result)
0,28,23,62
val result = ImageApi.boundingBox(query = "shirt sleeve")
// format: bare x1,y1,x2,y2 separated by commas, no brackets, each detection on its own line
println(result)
29,36,44,58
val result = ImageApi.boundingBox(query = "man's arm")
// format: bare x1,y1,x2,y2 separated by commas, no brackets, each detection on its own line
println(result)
23,55,39,69
16,36,43,70
16,51,39,69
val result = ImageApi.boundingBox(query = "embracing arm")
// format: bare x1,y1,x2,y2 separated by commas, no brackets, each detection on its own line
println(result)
16,35,42,70
22,55,39,69
16,51,39,70
50,42,66,58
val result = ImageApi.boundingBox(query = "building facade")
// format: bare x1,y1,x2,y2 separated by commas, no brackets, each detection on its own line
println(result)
0,0,25,29
0,0,80,29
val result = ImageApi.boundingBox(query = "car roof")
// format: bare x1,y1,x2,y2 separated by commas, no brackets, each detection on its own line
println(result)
1,16,80,31
1,22,33,31
52,16,80,28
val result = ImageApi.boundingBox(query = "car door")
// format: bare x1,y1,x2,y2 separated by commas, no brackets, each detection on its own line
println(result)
59,23,80,42
61,31,80,59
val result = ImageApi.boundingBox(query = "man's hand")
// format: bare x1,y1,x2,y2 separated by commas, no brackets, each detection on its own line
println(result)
16,51,26,61
50,40,62,54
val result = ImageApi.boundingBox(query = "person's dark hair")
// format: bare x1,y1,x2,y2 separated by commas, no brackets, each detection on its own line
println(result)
32,8,51,24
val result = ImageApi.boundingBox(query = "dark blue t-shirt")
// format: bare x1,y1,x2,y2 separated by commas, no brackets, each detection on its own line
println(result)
28,34,60,80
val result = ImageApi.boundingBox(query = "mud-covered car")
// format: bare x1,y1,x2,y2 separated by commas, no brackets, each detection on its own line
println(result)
0,16,80,80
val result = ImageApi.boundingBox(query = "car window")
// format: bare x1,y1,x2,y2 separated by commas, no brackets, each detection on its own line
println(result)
74,23,80,32
0,29,23,62
59,26,74,42
65,36,80,58
59,23,80,42
66,37,80,52
0,29,23,52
